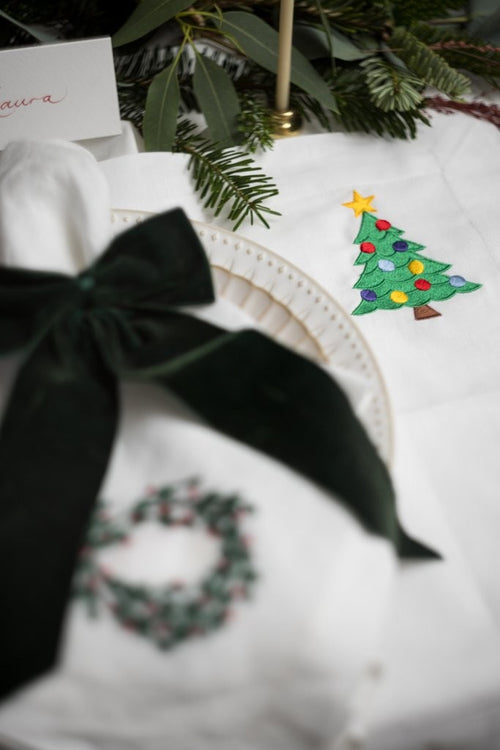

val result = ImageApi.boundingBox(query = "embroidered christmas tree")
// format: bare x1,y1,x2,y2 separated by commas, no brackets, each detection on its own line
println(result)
343,191,481,319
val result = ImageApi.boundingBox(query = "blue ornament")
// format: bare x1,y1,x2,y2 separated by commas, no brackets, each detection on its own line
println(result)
378,259,395,272
361,289,377,302
449,275,466,288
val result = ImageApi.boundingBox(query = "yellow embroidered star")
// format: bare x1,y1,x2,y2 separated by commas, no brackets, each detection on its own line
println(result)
342,191,376,217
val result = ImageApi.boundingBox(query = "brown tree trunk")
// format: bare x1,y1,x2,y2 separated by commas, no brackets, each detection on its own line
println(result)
414,305,441,320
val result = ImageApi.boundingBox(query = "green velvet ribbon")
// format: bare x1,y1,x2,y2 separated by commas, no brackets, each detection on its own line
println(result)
0,208,436,699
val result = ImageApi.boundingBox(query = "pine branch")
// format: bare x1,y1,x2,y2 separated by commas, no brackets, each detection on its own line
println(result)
389,26,471,97
331,67,430,137
279,66,429,138
410,21,500,85
116,82,148,130
361,54,424,111
174,120,280,230
5,0,500,170
237,93,275,152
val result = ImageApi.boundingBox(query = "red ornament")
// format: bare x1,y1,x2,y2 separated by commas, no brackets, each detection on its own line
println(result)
360,241,376,254
414,278,431,291
375,219,391,231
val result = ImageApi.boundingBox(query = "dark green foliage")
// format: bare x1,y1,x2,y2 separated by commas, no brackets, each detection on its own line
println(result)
0,0,135,43
294,0,394,36
391,0,465,27
332,68,430,138
1,0,498,228
389,26,471,96
360,54,425,111
410,21,500,85
237,92,276,152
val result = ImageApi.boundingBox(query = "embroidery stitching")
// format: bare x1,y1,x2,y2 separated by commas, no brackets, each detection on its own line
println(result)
343,191,481,319
72,478,257,650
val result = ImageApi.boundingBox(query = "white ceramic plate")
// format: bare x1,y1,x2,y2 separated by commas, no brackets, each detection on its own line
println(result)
111,209,393,464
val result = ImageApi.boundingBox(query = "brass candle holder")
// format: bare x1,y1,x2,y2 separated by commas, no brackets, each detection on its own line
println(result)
272,0,302,139
271,109,302,138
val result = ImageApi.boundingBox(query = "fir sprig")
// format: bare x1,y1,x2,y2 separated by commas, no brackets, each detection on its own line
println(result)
237,93,275,152
389,26,471,97
361,54,424,111
332,68,430,137
410,21,500,86
174,120,280,229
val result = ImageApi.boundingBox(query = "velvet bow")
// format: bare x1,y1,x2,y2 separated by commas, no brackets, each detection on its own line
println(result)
0,208,435,699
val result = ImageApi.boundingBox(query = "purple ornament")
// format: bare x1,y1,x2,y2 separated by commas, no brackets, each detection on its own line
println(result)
361,289,377,302
449,275,466,288
393,240,408,253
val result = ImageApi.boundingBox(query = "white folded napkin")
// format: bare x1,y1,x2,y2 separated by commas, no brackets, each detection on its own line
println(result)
0,140,111,273
0,140,396,750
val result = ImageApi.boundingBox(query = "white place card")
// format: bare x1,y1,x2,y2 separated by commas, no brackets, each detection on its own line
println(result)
0,37,122,148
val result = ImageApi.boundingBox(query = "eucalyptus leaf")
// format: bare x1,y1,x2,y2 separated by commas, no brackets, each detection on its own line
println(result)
293,23,371,61
112,0,194,47
219,11,338,113
0,9,59,42
193,56,240,147
329,27,373,61
292,23,330,60
143,63,180,151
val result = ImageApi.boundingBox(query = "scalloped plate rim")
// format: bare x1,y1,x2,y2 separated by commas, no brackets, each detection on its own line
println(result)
111,208,394,465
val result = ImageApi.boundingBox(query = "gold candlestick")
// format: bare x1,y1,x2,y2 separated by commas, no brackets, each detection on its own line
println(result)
272,0,302,138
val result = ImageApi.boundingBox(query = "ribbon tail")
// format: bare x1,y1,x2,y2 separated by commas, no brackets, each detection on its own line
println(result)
130,326,438,560
0,332,118,700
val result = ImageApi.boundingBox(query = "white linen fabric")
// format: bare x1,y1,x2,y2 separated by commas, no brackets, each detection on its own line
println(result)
0,140,111,273
0,140,396,750
90,110,500,748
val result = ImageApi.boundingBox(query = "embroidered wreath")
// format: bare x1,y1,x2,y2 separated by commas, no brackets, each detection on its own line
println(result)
72,478,257,650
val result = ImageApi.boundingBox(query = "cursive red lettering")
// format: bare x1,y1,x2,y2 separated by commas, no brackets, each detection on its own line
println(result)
0,91,66,117
42,93,66,104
